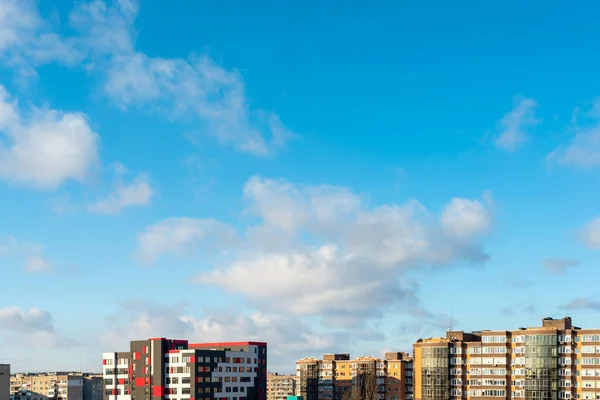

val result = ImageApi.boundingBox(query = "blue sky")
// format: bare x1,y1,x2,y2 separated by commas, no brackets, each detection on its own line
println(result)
1,0,600,373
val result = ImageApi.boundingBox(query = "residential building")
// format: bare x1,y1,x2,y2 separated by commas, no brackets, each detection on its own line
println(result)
413,316,600,400
267,373,296,400
10,373,83,400
1,365,9,400
102,338,267,400
83,375,103,400
296,352,413,400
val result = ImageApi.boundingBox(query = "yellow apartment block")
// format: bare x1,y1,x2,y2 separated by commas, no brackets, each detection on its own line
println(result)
413,316,600,400
296,352,413,400
267,373,297,400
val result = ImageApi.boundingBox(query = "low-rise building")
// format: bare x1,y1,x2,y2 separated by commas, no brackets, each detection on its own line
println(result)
267,373,296,400
10,373,83,400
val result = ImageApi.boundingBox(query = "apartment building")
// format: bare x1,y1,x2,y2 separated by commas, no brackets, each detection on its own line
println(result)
413,316,600,400
267,373,296,400
1,365,9,400
10,373,83,400
82,375,103,400
296,352,413,400
102,338,267,400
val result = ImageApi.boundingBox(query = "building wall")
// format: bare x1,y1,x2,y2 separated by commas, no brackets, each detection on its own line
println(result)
0,365,9,400
83,375,103,400
412,316,600,400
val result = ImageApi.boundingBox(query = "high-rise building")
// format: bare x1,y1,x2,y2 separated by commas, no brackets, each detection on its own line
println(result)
267,373,296,400
295,352,413,400
9,373,83,400
1,365,9,400
413,316,600,400
102,338,267,400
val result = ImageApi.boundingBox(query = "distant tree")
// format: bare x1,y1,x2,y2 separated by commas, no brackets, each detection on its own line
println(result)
350,370,378,400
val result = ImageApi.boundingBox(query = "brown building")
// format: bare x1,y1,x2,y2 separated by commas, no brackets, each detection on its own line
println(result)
296,352,413,400
413,316,600,400
267,373,296,400
10,373,83,400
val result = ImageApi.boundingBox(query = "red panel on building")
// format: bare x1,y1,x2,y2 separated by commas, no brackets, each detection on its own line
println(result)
190,356,196,362
133,352,140,360
118,379,125,385
135,378,145,387
103,360,107,365
112,389,117,396
153,386,165,397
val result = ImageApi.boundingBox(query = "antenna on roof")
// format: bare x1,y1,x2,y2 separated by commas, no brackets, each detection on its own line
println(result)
448,301,454,334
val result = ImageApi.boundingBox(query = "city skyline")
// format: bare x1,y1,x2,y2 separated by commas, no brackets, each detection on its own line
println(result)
1,0,600,374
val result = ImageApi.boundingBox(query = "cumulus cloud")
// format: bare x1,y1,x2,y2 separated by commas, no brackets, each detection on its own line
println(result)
579,217,600,249
136,218,238,265
88,164,152,214
0,85,99,188
541,258,580,275
66,0,294,155
493,97,540,151
1,0,294,155
440,195,493,240
0,0,81,77
0,235,52,273
101,299,353,370
136,176,493,325
0,306,76,348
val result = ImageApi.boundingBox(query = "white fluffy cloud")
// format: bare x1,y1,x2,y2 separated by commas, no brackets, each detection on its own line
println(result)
0,235,52,273
493,97,540,151
0,0,80,77
580,217,600,249
0,306,74,348
441,195,493,239
138,176,493,325
2,0,295,155
136,217,238,265
101,299,364,371
0,85,99,188
66,0,293,155
88,165,152,214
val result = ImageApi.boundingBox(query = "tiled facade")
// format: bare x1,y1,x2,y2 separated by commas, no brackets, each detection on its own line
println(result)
296,353,413,400
413,316,600,400
102,338,267,400
266,373,296,400
1,365,9,400
10,374,83,400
